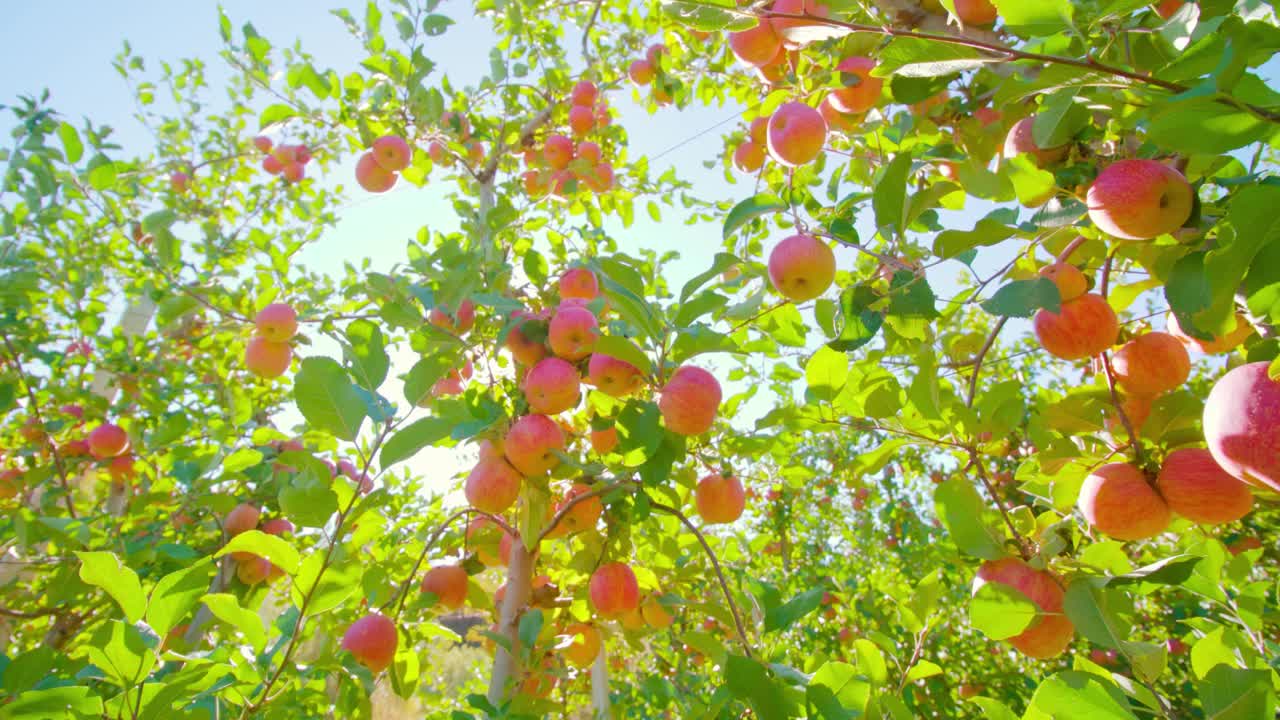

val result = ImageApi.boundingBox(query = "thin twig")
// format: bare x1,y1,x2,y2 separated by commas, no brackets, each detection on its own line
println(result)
1098,252,1143,467
535,481,634,545
967,451,1033,560
966,317,1008,408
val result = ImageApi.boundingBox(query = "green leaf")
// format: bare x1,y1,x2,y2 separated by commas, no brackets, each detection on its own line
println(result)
723,194,786,240
291,554,360,615
403,354,455,407
86,160,118,191
1105,555,1200,587
0,686,104,719
852,638,888,685
1062,580,1129,650
933,217,1017,259
1198,666,1275,719
992,0,1074,37
259,103,297,129
872,37,988,77
1148,96,1272,155
345,319,389,391
725,654,798,719
680,252,741,302
764,588,824,633
981,278,1061,318
223,447,263,473
380,417,453,468
1005,154,1057,207
215,530,300,575
807,661,871,718
421,13,454,35
805,346,849,402
278,471,339,528
1024,672,1137,719
145,559,216,637
873,154,913,237
969,697,1019,720
829,286,884,352
518,608,543,652
674,291,728,328
905,659,943,682
76,551,145,623
294,357,367,441
202,593,267,653
670,324,740,363
1033,89,1089,148
593,335,654,376
660,0,757,31
887,272,937,319
57,122,83,164
969,582,1037,640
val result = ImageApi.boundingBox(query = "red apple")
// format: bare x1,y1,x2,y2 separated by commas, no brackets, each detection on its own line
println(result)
769,0,832,47
1038,262,1087,302
464,457,522,513
544,134,575,170
1003,118,1068,168
729,21,782,67
1203,362,1280,492
819,96,862,134
556,482,603,534
170,172,191,194
569,105,595,136
1112,332,1190,396
629,59,655,86
659,366,722,436
261,518,294,536
695,473,746,524
421,565,469,610
254,303,298,342
504,414,566,476
547,305,599,361
559,268,599,301
1155,0,1185,19
972,558,1075,658
828,56,882,115
341,614,398,672
1078,462,1171,540
87,423,130,459
766,102,827,167
245,336,292,378
570,80,598,107
587,353,643,397
429,299,476,335
1032,293,1118,361
355,152,397,193
590,425,618,454
564,623,601,667
522,357,581,415
768,233,835,302
589,562,640,617
224,503,260,537
953,0,998,24
253,135,273,154
371,135,412,172
506,311,549,365
1086,159,1193,240
1155,448,1254,525
733,142,766,173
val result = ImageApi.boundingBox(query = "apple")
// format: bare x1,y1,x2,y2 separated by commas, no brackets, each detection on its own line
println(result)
1166,312,1254,354
107,455,136,481
281,162,305,183
341,614,398,672
1078,462,1171,540
556,482,603,534
695,473,746,524
253,135,273,153
1032,293,1119,360
570,80,598,107
769,0,832,47
1112,332,1190,396
1086,159,1193,240
646,43,667,67
506,311,549,365
766,102,827,167
1003,118,1068,168
910,91,949,118
589,562,640,617
575,142,602,167
236,555,273,585
590,425,618,454
522,357,581,415
254,303,298,342
261,518,293,536
733,142,766,173
544,134,575,170
355,152,397,193
60,404,85,421
429,299,476,335
953,0,998,25
974,107,1002,127
224,503,260,537
245,336,292,378
87,423,130,459
1166,637,1187,655
62,439,90,457
587,353,643,397
728,21,782,67
1228,536,1263,556
467,516,510,567
548,305,599,361
1155,448,1253,525
569,105,595,136
440,111,471,139
958,684,982,699
828,56,882,115
1203,362,1280,492
1038,262,1087,302
564,623,601,668
659,365,722,436
427,140,452,166
504,414,565,476
768,233,835,302
1155,0,1185,19
559,268,599,301
819,96,862,134
639,596,673,629
371,135,412,172
465,457,522,513
1105,393,1153,437
421,565,469,610
583,162,613,192
629,59,655,86
972,558,1075,658
170,172,191,194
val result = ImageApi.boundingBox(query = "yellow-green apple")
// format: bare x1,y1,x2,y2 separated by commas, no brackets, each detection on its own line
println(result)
829,56,882,115
971,557,1075,658
734,142,765,172
1003,118,1068,168
245,336,292,378
429,299,476,335
559,268,598,301
341,614,398,672
1032,293,1118,360
421,564,469,610
254,303,298,342
87,423,130,459
371,135,412,172
590,424,618,454
1203,361,1280,492
570,80,598,107
1112,332,1190,396
1038,262,1087,302
544,134,574,170
224,503,260,537
564,623,601,668
587,353,643,397
355,152,397,193
556,482,603,534
464,457,522,513
548,305,599,361
953,0,998,24
767,101,827,167
522,357,581,415
641,596,674,628
695,473,746,524
1155,448,1254,524
504,414,566,476
729,21,783,67
1166,312,1254,354
629,59,655,86
1077,462,1171,540
659,365,722,436
768,233,835,302
1086,159,1193,240
589,562,640,617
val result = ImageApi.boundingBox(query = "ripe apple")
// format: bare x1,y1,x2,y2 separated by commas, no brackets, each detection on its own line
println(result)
464,457,522,513
910,91,949,119
1155,0,1185,19
564,623,601,668
575,142,602,166
107,455,136,481
829,56,882,115
766,102,827,167
958,684,982,699
1203,362,1280,492
236,555,273,585
974,107,1002,127
341,614,398,672
629,59,655,86
1038,262,1087,302
504,414,566,476
733,142,766,172
441,111,471,139
87,423,130,459
568,105,595,136
1032,293,1118,360
1166,637,1187,655
1228,536,1263,556
695,473,746,524
641,596,674,629
646,43,667,67
819,96,862,134
768,233,835,302
1078,462,1171,540
522,357,581,415
429,299,476,335
590,425,618,454
1086,159,1193,240
557,482,603,534
254,303,298,342
1003,118,1068,168
583,162,614,193
589,562,640,617
570,80,598,107
62,439,90,457
371,135,412,172
729,21,782,67
1155,448,1254,525
559,268,599,301
1105,393,1153,437
224,503,260,537
355,152,397,193
1166,312,1254,354
261,518,293,536
245,336,292,378
506,311,549,365
1112,332,1190,396
544,134,575,170
281,162,305,183
659,365,722,436
548,305,599,361
253,135,273,154
421,565,469,610
587,353,643,397
953,0,998,25
972,558,1074,658
170,172,191,194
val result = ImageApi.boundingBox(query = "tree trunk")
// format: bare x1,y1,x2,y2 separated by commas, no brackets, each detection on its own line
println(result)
486,539,534,706
590,644,612,719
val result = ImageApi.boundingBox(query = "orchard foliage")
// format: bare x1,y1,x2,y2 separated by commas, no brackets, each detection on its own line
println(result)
1,0,1279,717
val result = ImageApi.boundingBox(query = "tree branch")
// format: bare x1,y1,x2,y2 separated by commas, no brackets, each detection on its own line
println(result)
966,316,1008,408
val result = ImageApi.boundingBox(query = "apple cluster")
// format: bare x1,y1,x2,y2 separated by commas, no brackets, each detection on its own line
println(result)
244,302,299,379
255,136,314,183
627,43,674,105
521,81,615,199
355,135,413,193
